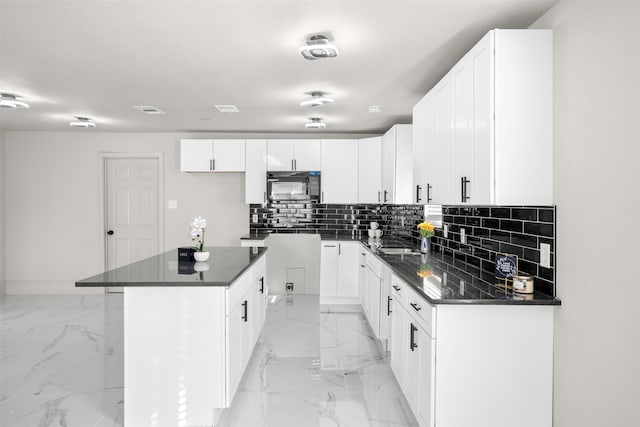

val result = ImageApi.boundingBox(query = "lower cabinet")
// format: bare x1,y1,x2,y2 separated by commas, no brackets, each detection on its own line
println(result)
320,241,359,303
225,257,267,405
387,273,554,427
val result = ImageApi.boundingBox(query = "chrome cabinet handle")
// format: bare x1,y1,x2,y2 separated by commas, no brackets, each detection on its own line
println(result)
259,277,264,294
212,158,215,170
242,300,248,322
392,285,401,292
410,302,421,312
426,183,432,203
387,295,392,316
461,176,470,202
383,190,388,203
416,185,422,203
378,191,381,203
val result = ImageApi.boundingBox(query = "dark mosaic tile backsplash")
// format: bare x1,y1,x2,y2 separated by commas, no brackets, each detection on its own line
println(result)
249,202,556,297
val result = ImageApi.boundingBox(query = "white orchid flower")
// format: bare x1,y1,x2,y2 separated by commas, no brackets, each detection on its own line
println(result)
190,227,202,237
192,216,207,229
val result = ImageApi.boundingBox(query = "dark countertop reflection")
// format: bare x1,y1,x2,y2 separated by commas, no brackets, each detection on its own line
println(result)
76,247,267,287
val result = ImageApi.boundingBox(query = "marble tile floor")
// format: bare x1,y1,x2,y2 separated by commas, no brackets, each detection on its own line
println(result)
1,293,417,427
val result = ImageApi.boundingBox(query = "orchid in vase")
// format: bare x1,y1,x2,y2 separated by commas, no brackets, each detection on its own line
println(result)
190,216,209,261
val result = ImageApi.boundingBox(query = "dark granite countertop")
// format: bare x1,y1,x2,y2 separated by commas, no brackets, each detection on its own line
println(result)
76,247,267,287
362,243,560,306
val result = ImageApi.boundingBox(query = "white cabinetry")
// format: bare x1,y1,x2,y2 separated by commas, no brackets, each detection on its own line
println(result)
321,139,359,203
381,124,413,204
412,29,552,205
180,139,245,172
320,241,359,304
267,139,321,171
388,273,554,427
245,139,267,204
358,136,383,203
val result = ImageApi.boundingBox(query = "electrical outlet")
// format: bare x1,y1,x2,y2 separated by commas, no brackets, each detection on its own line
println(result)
444,224,449,239
460,228,466,244
286,282,294,293
540,243,551,268
168,199,177,209
252,214,258,223
459,279,465,296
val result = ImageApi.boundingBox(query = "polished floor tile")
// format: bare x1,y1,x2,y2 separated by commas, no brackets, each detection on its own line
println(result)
1,294,416,427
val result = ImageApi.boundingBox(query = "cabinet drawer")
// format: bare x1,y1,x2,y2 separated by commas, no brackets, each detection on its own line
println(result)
405,286,436,338
391,274,408,309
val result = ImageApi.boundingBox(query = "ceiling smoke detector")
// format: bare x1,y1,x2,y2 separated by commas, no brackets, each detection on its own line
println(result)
305,117,326,129
300,92,334,107
299,34,339,60
368,105,383,113
0,93,29,109
69,116,96,128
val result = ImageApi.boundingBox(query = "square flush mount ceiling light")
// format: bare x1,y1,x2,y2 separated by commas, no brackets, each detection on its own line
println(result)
300,92,334,107
305,117,326,129
300,35,339,60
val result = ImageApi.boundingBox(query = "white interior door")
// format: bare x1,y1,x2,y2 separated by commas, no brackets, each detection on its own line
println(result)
106,157,160,292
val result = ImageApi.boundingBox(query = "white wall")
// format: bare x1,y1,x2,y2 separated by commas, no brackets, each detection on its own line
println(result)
532,3,640,426
0,131,5,297
4,132,251,294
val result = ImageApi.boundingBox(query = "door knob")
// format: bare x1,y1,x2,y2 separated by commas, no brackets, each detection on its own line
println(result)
107,230,114,235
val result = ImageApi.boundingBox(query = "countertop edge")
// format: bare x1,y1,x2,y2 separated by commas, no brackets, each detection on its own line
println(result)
75,248,268,288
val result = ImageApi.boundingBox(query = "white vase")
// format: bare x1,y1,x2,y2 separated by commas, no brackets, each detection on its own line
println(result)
194,251,210,262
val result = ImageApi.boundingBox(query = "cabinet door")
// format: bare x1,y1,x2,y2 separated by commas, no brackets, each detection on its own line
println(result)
359,136,383,203
417,327,435,427
293,140,322,171
321,139,359,203
390,301,405,386
379,266,392,340
381,127,396,204
452,60,473,204
180,139,213,172
226,300,244,404
320,243,338,297
470,33,493,205
405,319,420,413
367,268,381,337
412,100,427,204
213,139,245,172
432,78,455,204
267,140,294,171
245,140,267,204
337,242,359,298
394,125,413,204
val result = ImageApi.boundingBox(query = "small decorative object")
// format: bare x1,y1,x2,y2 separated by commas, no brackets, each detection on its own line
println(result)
417,221,435,253
178,247,196,262
513,274,534,294
190,216,209,261
495,253,518,288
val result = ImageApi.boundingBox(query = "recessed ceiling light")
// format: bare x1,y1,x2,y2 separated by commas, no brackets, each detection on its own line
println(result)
69,116,96,128
214,105,239,113
305,117,326,129
368,105,383,113
132,105,165,115
0,93,29,109
300,34,339,60
300,92,334,107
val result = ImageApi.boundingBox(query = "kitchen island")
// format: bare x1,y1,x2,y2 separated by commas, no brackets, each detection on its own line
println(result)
76,247,267,427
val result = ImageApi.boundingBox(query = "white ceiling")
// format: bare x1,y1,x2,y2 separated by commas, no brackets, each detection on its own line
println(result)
0,0,556,135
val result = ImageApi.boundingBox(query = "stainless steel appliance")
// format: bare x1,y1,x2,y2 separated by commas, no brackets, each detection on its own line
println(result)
267,171,321,202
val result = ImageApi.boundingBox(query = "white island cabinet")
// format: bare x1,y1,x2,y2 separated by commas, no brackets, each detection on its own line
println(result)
76,248,267,427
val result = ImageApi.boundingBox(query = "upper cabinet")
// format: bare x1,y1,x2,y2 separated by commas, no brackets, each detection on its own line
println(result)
321,139,359,204
358,136,383,204
413,29,553,205
382,124,413,204
267,139,321,171
245,139,267,204
181,139,245,172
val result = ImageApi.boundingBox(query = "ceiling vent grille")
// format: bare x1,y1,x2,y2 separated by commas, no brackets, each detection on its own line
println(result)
214,105,239,113
132,106,165,115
